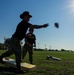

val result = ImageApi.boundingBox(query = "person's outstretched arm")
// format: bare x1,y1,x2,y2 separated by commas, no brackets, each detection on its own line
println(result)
30,23,49,29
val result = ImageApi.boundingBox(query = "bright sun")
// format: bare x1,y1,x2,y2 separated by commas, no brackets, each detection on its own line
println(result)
68,0,74,14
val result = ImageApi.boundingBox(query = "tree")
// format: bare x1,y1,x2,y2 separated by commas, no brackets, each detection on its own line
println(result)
4,38,11,50
61,49,65,51
0,43,4,50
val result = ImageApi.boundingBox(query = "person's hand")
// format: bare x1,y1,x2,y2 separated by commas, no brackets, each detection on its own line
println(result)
43,23,49,28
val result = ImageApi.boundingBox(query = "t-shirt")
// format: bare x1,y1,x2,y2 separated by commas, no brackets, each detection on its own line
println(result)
12,20,32,40
25,33,36,45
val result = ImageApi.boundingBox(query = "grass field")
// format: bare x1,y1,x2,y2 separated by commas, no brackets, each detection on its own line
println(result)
0,50,74,75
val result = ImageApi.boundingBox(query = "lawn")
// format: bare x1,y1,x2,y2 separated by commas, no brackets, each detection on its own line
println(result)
0,50,74,75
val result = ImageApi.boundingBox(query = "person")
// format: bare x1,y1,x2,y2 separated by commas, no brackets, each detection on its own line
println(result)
0,11,48,73
21,28,36,64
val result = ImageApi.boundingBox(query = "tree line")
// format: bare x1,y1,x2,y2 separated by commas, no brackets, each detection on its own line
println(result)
0,38,73,52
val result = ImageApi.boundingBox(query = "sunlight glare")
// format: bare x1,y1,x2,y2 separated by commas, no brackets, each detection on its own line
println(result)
68,0,74,14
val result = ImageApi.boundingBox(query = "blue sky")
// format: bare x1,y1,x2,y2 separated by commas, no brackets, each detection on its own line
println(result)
0,0,74,50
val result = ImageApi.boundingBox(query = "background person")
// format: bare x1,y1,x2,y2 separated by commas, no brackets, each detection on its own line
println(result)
22,28,36,64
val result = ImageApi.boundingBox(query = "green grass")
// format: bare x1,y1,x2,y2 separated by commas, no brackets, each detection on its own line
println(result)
0,50,74,75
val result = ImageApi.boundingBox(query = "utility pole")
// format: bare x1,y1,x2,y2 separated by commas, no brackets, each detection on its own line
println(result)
38,43,39,49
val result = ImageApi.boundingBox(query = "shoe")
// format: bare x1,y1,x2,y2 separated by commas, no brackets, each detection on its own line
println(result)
21,59,23,62
30,61,33,64
16,68,25,74
0,56,4,64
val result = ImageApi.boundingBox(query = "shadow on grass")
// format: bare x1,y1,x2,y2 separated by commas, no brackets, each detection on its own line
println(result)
0,66,26,75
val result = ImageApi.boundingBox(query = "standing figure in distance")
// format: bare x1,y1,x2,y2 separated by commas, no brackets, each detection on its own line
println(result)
22,28,36,64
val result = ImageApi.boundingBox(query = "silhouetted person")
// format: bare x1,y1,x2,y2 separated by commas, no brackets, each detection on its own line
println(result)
22,28,36,64
0,11,48,73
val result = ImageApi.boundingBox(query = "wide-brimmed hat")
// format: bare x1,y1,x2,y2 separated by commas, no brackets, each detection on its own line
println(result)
20,11,32,19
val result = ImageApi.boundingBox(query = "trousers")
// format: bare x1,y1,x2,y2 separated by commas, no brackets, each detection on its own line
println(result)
22,44,33,63
1,36,21,69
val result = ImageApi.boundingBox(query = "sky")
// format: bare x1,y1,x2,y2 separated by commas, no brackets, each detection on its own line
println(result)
0,0,74,50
